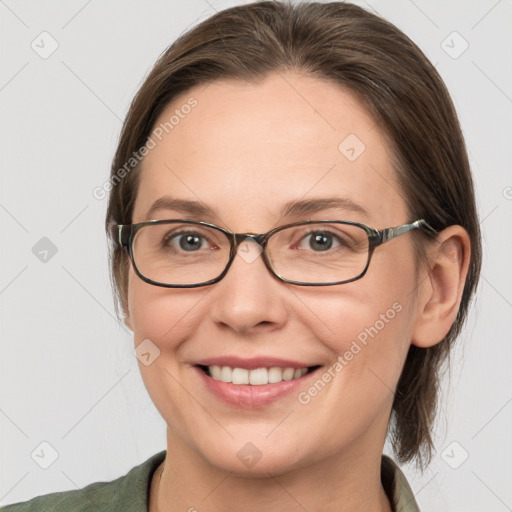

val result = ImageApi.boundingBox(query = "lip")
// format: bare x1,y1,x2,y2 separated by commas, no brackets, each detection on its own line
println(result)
193,357,321,409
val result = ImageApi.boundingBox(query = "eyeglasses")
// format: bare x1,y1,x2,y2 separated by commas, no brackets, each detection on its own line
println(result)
110,218,436,288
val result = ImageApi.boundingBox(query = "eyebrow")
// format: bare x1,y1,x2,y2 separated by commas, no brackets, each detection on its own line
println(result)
145,195,371,222
145,197,213,219
280,196,370,219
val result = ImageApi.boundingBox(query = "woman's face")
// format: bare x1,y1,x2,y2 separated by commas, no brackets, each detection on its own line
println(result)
126,72,422,475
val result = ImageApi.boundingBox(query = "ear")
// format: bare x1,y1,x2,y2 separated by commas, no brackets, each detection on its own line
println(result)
411,225,471,348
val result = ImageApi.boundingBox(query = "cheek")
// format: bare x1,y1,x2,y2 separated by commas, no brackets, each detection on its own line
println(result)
291,292,414,451
299,249,418,404
127,269,206,343
126,272,210,431
308,288,412,384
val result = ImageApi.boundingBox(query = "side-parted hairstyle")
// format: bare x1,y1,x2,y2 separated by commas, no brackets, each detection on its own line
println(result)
105,0,481,470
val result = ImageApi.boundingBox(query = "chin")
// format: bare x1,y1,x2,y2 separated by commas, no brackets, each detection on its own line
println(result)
195,435,313,478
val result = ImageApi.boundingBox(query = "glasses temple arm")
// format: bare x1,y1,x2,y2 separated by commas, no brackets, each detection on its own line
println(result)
379,219,437,243
108,223,125,247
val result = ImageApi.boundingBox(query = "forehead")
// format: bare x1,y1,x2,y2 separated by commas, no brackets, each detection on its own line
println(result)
132,72,407,228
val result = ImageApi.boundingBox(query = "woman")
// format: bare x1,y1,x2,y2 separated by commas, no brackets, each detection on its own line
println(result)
2,1,481,511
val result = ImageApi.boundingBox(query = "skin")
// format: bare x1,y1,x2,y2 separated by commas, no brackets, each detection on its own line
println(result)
123,71,470,512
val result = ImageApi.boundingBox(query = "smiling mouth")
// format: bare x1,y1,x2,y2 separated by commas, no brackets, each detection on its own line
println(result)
197,364,321,385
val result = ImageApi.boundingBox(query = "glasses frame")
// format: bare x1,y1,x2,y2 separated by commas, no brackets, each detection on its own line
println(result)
110,218,437,288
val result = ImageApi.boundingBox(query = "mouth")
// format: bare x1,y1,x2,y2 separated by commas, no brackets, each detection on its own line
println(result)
197,364,321,385
193,359,323,408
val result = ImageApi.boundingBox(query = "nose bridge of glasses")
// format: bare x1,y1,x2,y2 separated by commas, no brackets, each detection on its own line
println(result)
233,232,267,248
230,232,268,267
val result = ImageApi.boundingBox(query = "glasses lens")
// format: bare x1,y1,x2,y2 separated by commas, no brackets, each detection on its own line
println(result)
267,222,370,284
132,222,230,285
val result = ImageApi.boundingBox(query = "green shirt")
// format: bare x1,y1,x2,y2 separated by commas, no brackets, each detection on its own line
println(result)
1,451,420,511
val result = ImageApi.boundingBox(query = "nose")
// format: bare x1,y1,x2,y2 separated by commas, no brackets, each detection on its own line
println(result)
208,238,288,335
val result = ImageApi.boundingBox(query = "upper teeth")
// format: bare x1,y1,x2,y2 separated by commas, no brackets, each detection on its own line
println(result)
208,366,308,385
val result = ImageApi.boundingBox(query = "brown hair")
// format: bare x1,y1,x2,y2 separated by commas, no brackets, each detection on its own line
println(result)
105,0,481,470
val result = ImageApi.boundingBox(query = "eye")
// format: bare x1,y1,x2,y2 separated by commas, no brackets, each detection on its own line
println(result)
298,231,343,252
164,231,210,252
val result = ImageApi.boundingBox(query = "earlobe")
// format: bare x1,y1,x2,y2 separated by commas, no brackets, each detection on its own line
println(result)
411,225,471,348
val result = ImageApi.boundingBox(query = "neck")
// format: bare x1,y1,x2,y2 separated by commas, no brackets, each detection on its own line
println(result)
151,430,393,512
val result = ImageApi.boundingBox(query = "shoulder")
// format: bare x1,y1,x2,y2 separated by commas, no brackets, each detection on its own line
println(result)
381,454,421,512
0,451,166,512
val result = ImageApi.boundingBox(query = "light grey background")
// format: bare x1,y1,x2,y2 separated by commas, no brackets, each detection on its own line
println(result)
1,0,511,510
